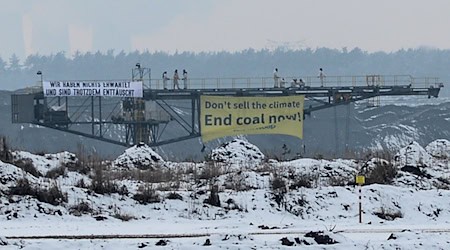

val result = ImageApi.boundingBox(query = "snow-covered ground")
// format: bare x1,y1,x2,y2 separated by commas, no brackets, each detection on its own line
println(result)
1,139,450,249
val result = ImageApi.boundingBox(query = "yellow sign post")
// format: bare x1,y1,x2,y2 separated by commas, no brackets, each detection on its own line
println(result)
200,95,304,142
355,175,365,223
356,175,365,185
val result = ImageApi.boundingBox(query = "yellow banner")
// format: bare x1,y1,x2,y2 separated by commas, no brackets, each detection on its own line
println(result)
200,95,304,142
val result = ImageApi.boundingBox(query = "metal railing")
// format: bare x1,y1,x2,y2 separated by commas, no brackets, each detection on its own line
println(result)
25,75,442,92
147,75,442,90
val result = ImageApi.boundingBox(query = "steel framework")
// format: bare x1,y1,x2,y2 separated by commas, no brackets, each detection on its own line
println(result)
11,73,443,147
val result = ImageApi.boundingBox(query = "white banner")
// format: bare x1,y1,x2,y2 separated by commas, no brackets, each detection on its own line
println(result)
43,81,143,97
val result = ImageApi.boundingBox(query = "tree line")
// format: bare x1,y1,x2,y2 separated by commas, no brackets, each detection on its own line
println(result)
1,47,449,96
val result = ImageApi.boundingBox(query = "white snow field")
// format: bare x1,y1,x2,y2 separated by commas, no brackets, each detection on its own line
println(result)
1,139,450,249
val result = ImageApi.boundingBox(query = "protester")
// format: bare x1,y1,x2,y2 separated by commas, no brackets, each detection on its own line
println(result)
162,71,169,90
273,68,280,88
182,69,188,89
173,69,180,89
318,68,326,87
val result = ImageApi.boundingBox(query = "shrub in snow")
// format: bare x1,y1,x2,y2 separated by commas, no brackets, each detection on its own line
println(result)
35,183,68,206
155,240,168,246
45,165,67,179
425,139,450,159
12,159,40,177
209,139,264,165
75,178,88,189
360,158,397,185
133,184,160,204
224,172,251,191
204,184,221,207
394,141,432,168
203,239,211,246
166,192,183,200
0,235,7,246
0,162,38,190
9,178,67,206
289,174,313,189
373,206,403,221
325,175,348,187
224,198,243,211
304,231,338,245
280,237,295,246
112,212,135,221
117,185,129,196
114,143,164,170
9,178,33,196
199,161,223,179
90,165,119,195
271,174,287,191
0,136,12,163
69,201,93,216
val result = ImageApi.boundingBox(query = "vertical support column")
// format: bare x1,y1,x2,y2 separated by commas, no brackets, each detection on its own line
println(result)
99,97,102,137
197,95,201,136
125,124,130,145
133,99,146,144
43,97,48,122
91,96,94,135
65,96,69,125
334,106,339,156
191,96,195,135
344,104,350,154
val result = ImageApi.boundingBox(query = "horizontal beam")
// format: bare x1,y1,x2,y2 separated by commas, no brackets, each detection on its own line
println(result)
142,85,441,100
32,122,130,147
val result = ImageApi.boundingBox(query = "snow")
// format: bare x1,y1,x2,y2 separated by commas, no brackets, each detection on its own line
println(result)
426,139,450,159
209,139,264,165
1,139,450,249
394,141,433,167
113,142,164,170
0,160,38,188
10,151,77,176
391,141,450,190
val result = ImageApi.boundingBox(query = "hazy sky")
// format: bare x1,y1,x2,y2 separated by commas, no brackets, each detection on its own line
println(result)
2,0,450,60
